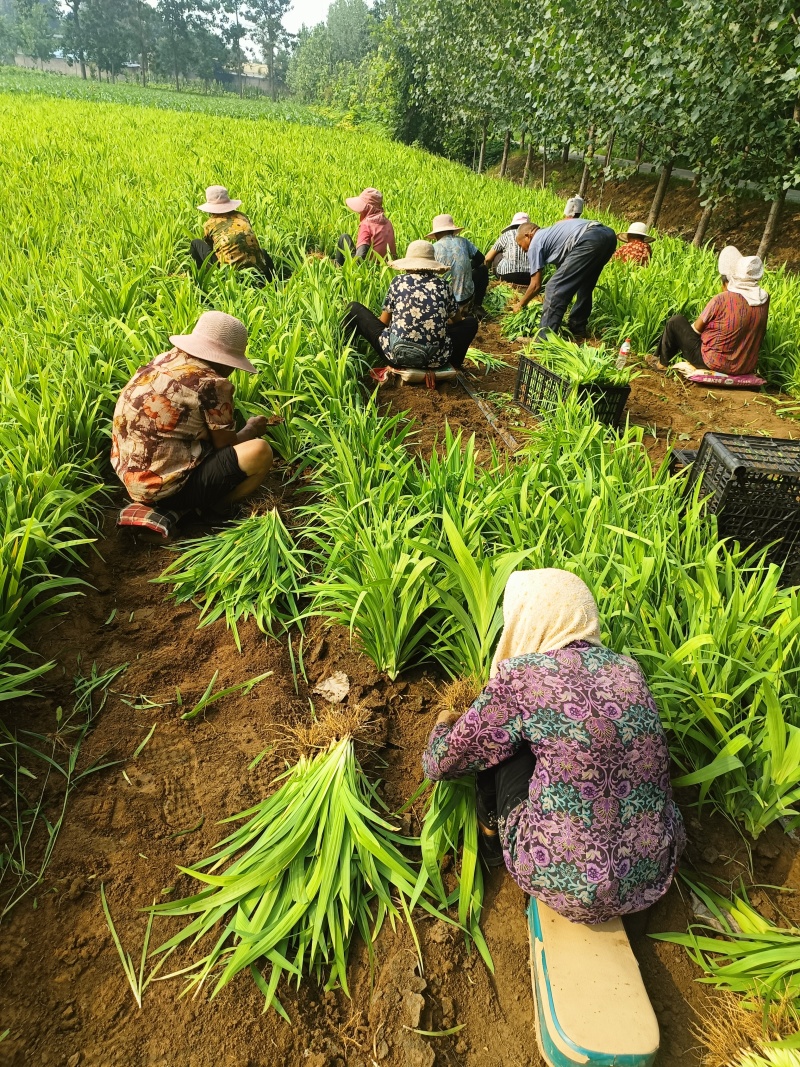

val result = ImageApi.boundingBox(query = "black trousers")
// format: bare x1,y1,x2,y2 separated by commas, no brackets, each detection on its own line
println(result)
655,314,705,367
190,239,276,282
498,270,531,286
342,301,478,370
470,262,490,308
538,225,617,339
477,747,536,826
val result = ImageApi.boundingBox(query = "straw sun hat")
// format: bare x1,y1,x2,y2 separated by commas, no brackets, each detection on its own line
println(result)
197,185,242,214
390,240,448,272
617,222,655,243
502,211,531,233
425,214,464,239
170,311,256,373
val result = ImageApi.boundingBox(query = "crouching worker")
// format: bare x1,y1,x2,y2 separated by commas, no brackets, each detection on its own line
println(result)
648,245,769,377
342,240,479,372
484,212,532,286
427,213,489,315
422,569,685,924
191,186,276,282
112,311,273,538
334,187,396,266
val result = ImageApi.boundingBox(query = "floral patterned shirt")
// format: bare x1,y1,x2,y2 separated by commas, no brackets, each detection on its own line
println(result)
422,642,685,923
202,211,262,268
379,273,457,367
612,240,652,266
111,349,235,503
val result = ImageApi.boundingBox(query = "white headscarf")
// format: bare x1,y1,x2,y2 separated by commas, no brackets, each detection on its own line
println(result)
718,245,769,307
489,569,602,679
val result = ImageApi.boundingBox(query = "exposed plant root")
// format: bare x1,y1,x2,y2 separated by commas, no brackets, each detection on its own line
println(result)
276,703,382,758
695,991,800,1067
430,676,482,720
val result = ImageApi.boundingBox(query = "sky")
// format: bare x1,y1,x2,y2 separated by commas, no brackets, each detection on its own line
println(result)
282,0,332,33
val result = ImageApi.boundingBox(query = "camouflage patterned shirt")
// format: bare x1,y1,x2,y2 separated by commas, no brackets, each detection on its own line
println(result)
111,348,235,503
202,211,262,268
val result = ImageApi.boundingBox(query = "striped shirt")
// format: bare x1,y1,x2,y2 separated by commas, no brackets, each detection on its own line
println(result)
492,227,531,276
699,291,770,376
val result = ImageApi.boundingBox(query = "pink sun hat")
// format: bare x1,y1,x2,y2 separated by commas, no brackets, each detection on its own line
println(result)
345,188,383,213
197,185,242,214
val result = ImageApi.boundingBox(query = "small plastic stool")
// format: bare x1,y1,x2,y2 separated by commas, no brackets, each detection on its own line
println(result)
528,898,659,1067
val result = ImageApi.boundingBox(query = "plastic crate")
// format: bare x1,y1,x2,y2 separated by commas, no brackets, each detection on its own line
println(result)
514,355,630,428
669,448,697,475
686,433,800,565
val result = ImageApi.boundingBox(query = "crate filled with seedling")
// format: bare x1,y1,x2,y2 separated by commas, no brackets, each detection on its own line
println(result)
514,336,636,428
684,432,800,569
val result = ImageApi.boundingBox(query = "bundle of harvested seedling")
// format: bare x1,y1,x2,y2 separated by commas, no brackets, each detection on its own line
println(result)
151,708,445,1017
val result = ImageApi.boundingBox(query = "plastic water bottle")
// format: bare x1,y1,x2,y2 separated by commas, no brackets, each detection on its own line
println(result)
616,338,631,369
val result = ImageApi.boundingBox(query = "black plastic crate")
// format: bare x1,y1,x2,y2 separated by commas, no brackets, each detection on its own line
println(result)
513,355,631,428
669,448,698,474
686,433,800,565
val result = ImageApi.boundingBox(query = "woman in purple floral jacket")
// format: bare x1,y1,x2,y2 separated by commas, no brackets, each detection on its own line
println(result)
422,569,685,924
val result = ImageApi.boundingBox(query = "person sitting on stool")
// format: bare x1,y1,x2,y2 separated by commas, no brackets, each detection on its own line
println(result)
334,187,396,266
191,185,276,282
515,215,617,340
422,568,685,924
647,245,770,377
342,240,478,371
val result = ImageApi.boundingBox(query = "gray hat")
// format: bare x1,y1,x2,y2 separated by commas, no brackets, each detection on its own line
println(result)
564,196,584,217
170,311,256,373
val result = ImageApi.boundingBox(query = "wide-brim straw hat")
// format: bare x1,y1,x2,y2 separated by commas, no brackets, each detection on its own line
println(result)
390,239,448,272
345,187,382,213
718,245,745,279
617,222,655,243
198,185,242,214
425,213,464,239
170,310,256,373
502,211,531,233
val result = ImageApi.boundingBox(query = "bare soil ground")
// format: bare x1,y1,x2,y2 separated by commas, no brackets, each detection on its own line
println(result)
2,314,799,1067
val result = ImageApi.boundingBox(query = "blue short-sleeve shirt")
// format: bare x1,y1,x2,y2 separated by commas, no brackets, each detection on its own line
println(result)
433,234,479,303
527,219,589,275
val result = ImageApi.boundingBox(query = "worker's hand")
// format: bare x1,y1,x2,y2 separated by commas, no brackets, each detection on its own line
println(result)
245,415,269,437
436,710,461,728
510,301,523,314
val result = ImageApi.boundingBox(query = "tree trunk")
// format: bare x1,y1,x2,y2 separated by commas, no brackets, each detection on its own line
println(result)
758,189,787,260
472,134,478,172
647,159,673,228
603,129,615,170
635,140,644,166
520,130,525,151
541,143,547,188
79,55,86,78
522,141,533,186
477,120,487,174
561,141,570,164
499,129,511,177
692,202,714,247
578,124,595,198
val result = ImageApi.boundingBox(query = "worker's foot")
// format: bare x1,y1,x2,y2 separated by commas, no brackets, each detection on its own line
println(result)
478,821,505,868
645,355,669,373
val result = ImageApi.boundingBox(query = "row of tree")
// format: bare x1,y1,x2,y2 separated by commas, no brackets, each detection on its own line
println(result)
290,0,800,256
0,0,295,96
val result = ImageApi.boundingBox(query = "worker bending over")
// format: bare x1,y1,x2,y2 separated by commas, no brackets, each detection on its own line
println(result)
192,186,276,282
422,569,685,924
112,312,272,516
648,246,770,376
515,215,616,340
427,213,489,316
334,187,396,265
342,240,478,371
613,222,655,266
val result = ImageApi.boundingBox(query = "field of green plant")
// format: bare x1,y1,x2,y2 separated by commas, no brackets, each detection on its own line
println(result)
2,77,800,1036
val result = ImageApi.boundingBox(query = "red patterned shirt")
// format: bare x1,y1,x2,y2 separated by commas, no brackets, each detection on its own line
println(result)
612,240,652,266
111,349,235,503
699,291,770,376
